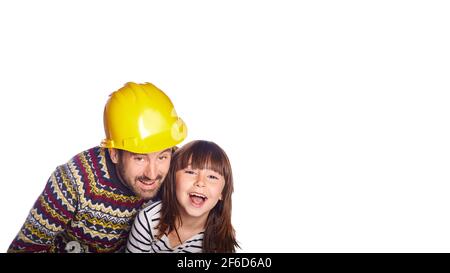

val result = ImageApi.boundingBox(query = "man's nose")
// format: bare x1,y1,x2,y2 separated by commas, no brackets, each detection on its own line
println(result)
144,161,158,180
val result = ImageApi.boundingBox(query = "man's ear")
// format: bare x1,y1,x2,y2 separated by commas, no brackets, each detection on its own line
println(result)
109,148,119,164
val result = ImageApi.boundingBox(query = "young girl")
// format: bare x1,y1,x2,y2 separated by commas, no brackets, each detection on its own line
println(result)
126,140,239,253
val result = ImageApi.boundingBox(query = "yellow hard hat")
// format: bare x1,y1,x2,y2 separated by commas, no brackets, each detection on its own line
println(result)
101,82,187,154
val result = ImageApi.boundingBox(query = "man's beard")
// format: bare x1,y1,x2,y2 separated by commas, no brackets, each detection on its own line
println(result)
136,175,163,184
116,164,163,200
135,174,163,200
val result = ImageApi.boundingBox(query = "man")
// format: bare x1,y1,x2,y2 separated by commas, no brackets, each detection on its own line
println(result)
7,82,187,252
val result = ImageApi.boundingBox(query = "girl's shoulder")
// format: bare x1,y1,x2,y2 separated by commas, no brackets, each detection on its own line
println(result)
141,200,162,217
134,200,162,239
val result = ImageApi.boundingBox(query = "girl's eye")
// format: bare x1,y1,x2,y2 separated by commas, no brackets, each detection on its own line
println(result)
185,170,195,174
208,175,219,180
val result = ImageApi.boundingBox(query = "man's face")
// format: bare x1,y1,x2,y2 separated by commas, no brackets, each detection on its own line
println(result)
109,148,172,200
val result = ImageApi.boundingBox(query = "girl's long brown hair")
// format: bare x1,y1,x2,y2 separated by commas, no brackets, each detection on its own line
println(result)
157,140,239,253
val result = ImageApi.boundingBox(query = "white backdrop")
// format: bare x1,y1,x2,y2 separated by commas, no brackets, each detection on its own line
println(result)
1,0,450,252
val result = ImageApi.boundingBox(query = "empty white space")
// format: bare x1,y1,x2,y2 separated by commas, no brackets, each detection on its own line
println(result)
1,0,449,252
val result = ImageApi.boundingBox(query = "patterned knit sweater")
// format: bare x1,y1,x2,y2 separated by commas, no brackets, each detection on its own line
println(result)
7,146,146,253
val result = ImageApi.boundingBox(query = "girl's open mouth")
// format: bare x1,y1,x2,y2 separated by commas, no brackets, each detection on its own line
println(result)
189,192,207,207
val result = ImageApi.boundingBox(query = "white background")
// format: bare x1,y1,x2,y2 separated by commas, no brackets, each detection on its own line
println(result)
1,0,450,252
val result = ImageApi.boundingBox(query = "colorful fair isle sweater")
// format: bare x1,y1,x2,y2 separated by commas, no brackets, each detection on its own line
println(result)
7,146,146,253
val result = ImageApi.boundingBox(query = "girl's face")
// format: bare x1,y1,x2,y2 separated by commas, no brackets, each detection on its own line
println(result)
175,164,225,222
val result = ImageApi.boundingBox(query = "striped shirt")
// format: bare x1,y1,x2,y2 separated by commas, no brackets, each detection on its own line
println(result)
126,201,204,253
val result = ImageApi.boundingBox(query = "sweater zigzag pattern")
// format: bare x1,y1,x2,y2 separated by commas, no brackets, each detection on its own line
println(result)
8,147,145,253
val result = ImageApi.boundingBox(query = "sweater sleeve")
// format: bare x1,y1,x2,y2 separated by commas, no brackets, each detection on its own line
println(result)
7,164,78,252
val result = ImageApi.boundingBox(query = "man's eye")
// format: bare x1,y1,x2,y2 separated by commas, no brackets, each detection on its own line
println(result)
159,155,168,160
134,157,145,161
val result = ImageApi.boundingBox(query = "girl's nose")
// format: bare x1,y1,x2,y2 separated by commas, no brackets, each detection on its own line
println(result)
195,174,206,187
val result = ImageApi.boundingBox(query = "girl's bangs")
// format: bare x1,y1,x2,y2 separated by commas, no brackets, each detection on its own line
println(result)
175,141,229,177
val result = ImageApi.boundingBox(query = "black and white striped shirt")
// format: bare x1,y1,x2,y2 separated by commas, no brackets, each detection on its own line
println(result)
126,201,204,253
